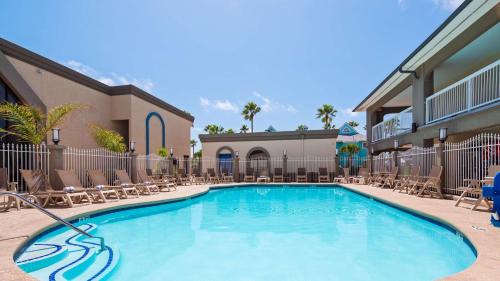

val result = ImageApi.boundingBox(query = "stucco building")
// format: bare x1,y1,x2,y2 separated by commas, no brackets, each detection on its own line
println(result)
354,0,500,153
0,38,194,157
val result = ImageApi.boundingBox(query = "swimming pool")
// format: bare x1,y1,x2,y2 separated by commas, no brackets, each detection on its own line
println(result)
16,185,476,281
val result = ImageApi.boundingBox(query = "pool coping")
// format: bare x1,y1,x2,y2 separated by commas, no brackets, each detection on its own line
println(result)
1,183,499,281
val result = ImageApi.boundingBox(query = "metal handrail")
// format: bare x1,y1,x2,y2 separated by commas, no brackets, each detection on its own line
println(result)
0,192,105,251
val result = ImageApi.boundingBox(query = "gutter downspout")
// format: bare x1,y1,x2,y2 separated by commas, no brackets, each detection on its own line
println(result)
398,65,419,79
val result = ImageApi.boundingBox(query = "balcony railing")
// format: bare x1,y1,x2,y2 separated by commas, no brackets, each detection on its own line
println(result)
426,60,500,123
371,107,413,142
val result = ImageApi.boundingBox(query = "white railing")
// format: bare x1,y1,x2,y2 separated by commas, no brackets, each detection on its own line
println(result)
372,152,394,174
426,60,500,123
136,154,171,176
64,147,131,187
397,146,436,177
371,107,413,142
0,143,50,193
444,132,500,195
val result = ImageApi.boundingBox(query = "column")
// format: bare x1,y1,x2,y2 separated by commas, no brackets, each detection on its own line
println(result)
130,152,138,184
282,155,288,182
48,145,66,188
434,143,445,189
233,156,240,182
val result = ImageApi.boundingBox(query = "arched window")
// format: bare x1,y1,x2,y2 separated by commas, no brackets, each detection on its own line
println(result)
145,112,166,155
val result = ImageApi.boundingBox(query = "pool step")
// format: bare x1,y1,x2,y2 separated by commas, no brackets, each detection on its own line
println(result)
16,223,119,281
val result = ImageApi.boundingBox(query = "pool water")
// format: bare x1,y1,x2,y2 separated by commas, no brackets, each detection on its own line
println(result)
19,186,476,281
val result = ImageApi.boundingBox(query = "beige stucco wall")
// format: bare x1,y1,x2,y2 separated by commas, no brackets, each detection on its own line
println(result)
128,95,192,156
7,56,114,148
202,138,337,160
6,56,192,155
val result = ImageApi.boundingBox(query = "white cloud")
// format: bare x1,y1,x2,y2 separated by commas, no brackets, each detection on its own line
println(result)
432,0,464,10
199,97,239,113
398,0,464,11
252,92,296,113
340,107,359,117
63,60,155,92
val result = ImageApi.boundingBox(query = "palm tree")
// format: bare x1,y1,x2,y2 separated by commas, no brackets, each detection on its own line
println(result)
296,124,309,131
347,120,359,128
0,102,84,144
225,128,235,134
190,139,197,156
316,104,337,129
339,143,361,168
204,124,224,134
90,124,127,153
242,102,261,133
240,125,249,133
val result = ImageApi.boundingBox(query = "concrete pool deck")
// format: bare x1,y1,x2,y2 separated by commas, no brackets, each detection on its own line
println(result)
0,183,499,281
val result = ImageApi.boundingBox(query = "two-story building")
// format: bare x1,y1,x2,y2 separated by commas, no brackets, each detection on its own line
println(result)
354,0,499,153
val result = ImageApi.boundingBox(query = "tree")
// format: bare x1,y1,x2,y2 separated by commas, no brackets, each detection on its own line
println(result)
240,125,249,133
265,125,276,132
316,104,337,129
339,143,361,156
157,147,169,157
347,120,359,128
242,102,261,133
190,139,197,156
194,150,202,159
296,124,309,131
90,124,127,153
0,102,84,144
225,128,235,134
204,124,224,134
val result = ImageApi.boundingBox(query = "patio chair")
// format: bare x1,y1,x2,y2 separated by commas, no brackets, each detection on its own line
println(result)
0,168,24,211
221,168,234,183
393,166,420,193
55,170,119,203
352,168,369,184
20,169,91,208
297,168,307,183
115,169,159,195
257,168,270,183
410,165,443,198
455,165,500,210
191,168,206,184
88,170,139,199
273,168,284,183
379,167,399,189
245,168,256,182
137,169,176,192
334,168,350,183
371,166,396,187
177,168,192,186
318,168,330,183
207,168,220,183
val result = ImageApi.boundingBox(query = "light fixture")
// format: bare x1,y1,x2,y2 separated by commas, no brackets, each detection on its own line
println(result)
370,146,374,154
169,147,174,157
235,151,239,158
393,139,399,150
439,127,448,143
129,141,136,153
52,128,60,145
283,149,287,157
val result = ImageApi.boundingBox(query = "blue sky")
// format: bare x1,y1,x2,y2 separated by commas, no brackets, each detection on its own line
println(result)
0,0,463,149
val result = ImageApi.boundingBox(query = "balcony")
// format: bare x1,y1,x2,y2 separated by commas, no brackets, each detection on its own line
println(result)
426,60,500,123
371,107,413,142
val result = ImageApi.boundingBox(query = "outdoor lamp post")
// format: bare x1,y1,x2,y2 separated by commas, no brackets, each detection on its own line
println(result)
393,139,399,150
235,151,239,158
129,141,136,153
439,128,448,143
283,149,287,157
52,128,60,145
370,146,374,155
169,147,174,158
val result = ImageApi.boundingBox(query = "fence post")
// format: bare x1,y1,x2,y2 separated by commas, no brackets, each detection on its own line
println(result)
169,157,175,175
283,155,288,182
393,150,398,168
48,145,66,188
233,156,240,182
367,154,373,174
130,152,138,183
434,143,445,189
334,155,340,176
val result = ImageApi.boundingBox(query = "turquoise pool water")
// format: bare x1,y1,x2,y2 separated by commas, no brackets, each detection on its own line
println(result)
18,186,476,281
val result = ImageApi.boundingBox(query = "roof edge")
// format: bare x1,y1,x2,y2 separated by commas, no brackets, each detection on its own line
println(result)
353,0,474,112
0,38,194,122
199,129,339,142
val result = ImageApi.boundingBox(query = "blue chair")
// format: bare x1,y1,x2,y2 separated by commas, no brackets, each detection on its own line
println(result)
482,172,500,227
